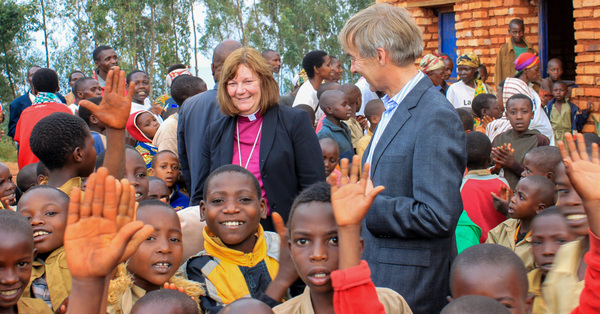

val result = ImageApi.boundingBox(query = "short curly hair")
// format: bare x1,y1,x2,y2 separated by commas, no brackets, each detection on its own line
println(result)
302,50,329,79
287,181,331,230
32,68,60,93
30,112,90,171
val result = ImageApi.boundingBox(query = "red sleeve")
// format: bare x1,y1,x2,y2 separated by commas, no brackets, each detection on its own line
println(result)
571,231,600,314
331,260,386,314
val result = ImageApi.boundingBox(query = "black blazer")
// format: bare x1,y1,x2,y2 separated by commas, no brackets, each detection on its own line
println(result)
195,104,326,222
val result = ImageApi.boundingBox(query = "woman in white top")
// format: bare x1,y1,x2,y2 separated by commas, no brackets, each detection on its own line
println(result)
446,53,489,108
292,50,332,121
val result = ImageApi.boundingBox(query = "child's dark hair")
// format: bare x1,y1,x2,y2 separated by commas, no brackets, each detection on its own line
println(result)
78,96,102,125
441,295,510,314
16,163,38,193
519,175,557,207
72,77,96,97
0,209,34,246
130,289,197,314
450,244,529,296
36,161,49,177
524,146,561,176
471,94,497,119
288,181,330,230
126,70,147,84
22,185,70,205
320,90,346,114
466,131,492,170
92,45,114,62
552,80,567,89
295,105,316,126
364,99,384,120
138,199,175,212
302,50,328,79
456,108,474,132
316,82,341,100
167,63,187,73
509,18,524,29
203,165,261,201
532,206,562,223
150,150,178,168
506,94,533,111
30,112,90,171
170,75,206,106
32,68,60,93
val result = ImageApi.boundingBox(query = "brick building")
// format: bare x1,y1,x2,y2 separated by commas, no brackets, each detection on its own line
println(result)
378,0,599,133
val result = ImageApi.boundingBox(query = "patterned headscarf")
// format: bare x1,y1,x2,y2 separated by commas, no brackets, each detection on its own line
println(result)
33,92,62,105
457,53,487,98
419,54,445,72
514,52,539,72
166,68,193,88
456,53,480,68
292,69,308,88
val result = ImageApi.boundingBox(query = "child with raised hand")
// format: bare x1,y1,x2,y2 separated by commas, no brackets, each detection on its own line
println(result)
449,244,534,314
149,150,189,210
274,156,412,314
492,94,550,189
126,111,160,168
486,175,557,271
182,164,298,312
17,186,71,310
0,209,53,313
106,199,203,314
527,207,576,314
0,161,16,209
558,133,600,314
544,80,592,143
62,167,155,314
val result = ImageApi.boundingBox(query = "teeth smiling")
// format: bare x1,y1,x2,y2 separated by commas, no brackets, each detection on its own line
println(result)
566,214,586,221
0,289,18,296
154,262,170,267
135,192,142,198
313,273,326,278
221,221,244,226
33,231,49,237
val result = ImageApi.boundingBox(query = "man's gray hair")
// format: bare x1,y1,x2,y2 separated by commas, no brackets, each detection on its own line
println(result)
339,4,423,67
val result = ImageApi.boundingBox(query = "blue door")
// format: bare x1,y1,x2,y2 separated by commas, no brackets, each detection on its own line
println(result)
439,12,458,81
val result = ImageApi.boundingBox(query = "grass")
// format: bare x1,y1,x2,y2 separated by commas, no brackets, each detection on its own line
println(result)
0,135,17,163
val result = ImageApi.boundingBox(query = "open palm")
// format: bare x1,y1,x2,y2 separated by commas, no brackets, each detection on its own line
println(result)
559,133,600,202
330,156,385,227
64,168,153,279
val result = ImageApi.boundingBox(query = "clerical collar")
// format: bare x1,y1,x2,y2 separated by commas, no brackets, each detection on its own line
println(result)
240,110,260,121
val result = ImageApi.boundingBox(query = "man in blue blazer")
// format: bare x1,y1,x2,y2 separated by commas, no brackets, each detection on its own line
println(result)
340,4,467,313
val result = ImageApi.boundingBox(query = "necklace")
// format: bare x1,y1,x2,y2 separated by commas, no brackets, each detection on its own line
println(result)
236,118,263,169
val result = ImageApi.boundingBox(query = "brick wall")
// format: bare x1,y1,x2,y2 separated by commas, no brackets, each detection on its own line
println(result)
379,0,599,133
572,0,600,132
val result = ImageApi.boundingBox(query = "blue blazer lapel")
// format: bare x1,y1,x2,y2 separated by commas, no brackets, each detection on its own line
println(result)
370,77,431,175
259,106,278,171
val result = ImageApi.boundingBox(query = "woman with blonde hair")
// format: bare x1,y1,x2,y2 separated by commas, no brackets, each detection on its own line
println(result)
195,47,325,229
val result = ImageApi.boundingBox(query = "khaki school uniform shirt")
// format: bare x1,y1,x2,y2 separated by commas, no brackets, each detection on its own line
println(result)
486,218,535,271
17,297,53,313
107,284,146,314
343,118,364,148
528,268,547,314
24,246,71,310
542,237,586,314
273,286,412,314
494,39,536,86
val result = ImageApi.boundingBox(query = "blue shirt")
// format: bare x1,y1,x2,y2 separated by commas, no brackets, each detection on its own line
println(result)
366,71,425,169
317,118,353,159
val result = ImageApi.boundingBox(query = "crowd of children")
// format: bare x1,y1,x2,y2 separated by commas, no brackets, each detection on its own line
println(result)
3,6,600,313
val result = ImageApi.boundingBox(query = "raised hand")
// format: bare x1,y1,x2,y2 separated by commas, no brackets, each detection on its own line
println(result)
491,185,512,217
481,115,494,129
558,133,600,202
264,212,298,302
79,67,134,130
64,167,154,279
330,155,385,227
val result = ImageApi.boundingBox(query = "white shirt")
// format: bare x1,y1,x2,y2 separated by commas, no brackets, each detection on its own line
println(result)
446,80,489,108
355,77,379,115
293,81,324,122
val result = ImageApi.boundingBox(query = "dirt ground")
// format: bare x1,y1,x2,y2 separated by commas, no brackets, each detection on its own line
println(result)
6,162,18,177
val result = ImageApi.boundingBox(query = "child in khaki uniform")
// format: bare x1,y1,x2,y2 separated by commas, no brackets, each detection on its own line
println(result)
527,207,576,314
486,176,557,271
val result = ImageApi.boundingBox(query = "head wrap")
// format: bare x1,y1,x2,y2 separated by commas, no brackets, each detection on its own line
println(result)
292,69,308,88
456,53,480,68
126,110,153,143
420,54,445,72
514,52,539,72
166,68,193,88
